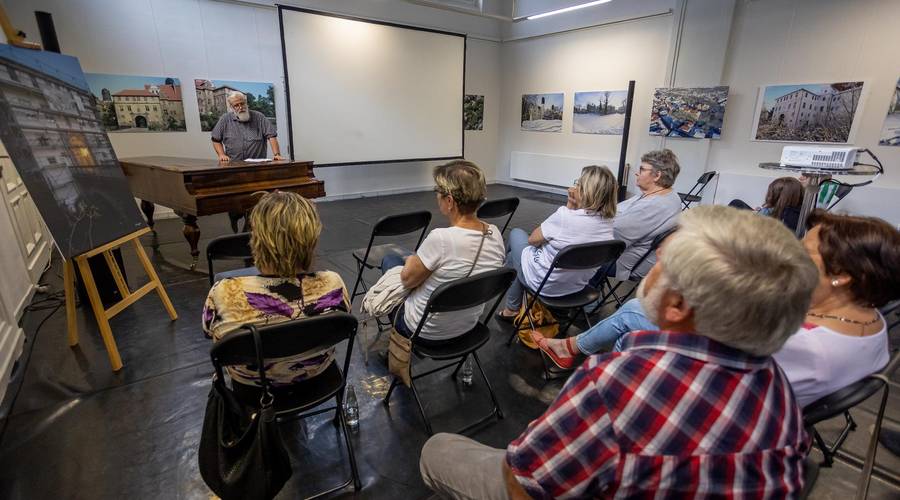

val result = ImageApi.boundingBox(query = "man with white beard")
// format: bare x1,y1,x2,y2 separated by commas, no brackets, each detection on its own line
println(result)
419,206,818,498
211,91,283,231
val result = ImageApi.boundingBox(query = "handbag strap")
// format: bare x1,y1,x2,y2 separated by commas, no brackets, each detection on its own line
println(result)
465,223,491,278
247,324,274,407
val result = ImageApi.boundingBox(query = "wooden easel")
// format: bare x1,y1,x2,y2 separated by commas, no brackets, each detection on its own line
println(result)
63,227,177,371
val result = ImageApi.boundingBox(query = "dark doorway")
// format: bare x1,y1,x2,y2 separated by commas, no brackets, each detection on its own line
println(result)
134,115,147,128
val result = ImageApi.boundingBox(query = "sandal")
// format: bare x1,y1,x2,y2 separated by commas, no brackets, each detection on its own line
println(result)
495,311,517,324
531,331,579,370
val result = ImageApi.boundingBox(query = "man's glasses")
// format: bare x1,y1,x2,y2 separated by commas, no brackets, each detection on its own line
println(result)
231,102,248,110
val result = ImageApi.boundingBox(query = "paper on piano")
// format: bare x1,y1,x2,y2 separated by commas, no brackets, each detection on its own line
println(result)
244,158,272,163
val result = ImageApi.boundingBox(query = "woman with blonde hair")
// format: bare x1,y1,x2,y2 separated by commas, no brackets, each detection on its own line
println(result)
202,191,350,386
497,165,618,320
381,160,506,343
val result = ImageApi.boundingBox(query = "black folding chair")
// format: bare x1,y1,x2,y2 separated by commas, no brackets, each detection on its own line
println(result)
350,211,432,305
507,240,625,347
476,197,520,235
206,232,253,287
211,313,362,497
678,171,717,210
825,181,853,212
383,268,516,435
590,227,677,314
802,349,898,500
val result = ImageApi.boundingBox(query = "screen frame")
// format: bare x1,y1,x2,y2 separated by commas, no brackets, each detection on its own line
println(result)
277,5,467,167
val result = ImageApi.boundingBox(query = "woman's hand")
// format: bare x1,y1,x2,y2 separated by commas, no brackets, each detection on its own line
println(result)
528,227,547,246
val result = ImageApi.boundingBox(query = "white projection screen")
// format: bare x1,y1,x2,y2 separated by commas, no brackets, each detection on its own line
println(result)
279,7,466,166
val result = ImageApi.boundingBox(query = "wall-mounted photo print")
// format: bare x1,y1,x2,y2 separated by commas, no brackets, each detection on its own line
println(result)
85,73,186,132
464,94,484,131
521,93,563,132
573,90,627,135
195,79,275,132
753,82,864,143
649,86,728,139
879,77,900,146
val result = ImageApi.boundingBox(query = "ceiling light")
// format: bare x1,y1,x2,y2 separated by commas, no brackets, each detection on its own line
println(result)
526,0,613,20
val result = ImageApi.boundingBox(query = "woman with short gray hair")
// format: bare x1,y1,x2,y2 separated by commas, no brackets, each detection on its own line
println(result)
603,149,683,281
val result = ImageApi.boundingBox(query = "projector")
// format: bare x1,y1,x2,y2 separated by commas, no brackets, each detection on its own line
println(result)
780,146,857,170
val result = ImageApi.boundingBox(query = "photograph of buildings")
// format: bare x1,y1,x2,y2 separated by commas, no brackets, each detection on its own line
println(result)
0,45,146,258
85,73,186,132
879,77,900,146
464,94,484,131
573,90,627,135
754,82,864,143
195,79,275,132
521,93,563,132
649,86,728,139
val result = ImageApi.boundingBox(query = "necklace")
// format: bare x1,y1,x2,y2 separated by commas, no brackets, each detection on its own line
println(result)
639,187,668,200
806,311,880,335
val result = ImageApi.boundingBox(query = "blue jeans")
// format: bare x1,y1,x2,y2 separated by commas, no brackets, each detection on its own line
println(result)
575,298,657,354
503,228,530,310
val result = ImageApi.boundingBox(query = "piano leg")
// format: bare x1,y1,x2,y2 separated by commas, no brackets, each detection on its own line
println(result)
180,213,201,269
140,200,155,232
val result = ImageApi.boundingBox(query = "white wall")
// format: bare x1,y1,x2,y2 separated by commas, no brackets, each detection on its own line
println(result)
707,0,900,218
3,0,502,200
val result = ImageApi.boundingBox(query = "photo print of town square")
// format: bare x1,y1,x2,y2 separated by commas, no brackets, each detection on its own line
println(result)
573,90,627,135
649,86,728,139
879,77,900,146
754,82,864,143
521,93,563,132
85,73,186,132
464,94,484,131
195,79,275,132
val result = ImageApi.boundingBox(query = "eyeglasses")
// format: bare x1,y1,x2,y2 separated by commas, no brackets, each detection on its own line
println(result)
638,166,654,174
433,186,448,196
230,102,248,110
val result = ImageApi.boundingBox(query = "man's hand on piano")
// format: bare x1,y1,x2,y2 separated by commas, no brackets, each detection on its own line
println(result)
273,154,284,161
217,154,231,163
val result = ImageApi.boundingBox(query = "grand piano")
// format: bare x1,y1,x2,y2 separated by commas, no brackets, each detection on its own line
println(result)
119,156,325,264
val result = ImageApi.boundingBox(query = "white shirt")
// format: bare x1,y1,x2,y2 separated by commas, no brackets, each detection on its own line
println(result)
773,316,889,408
521,207,615,297
403,224,506,341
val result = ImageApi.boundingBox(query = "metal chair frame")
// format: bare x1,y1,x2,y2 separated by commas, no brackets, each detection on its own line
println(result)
383,268,516,436
476,197,520,235
205,232,253,287
678,171,717,210
210,313,362,498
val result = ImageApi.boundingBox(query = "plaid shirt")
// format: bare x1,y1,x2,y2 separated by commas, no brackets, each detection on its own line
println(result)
507,331,809,499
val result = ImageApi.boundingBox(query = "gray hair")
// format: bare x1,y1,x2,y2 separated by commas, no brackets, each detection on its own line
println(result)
641,149,680,188
227,91,246,104
659,206,818,356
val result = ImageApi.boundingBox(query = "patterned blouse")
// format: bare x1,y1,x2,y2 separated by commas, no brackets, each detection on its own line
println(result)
202,271,350,387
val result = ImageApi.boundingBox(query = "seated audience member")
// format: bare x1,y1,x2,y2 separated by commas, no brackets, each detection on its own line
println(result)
496,165,617,320
202,191,350,387
729,176,803,231
597,149,682,283
539,210,900,408
381,160,505,343
420,206,818,498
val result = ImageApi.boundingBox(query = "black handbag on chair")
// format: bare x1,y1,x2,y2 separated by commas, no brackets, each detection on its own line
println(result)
199,325,292,500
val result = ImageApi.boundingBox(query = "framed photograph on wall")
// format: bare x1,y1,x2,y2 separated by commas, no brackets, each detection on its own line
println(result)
573,90,627,135
751,81,865,143
648,86,728,139
85,73,187,132
521,93,563,132
463,94,484,131
879,76,900,146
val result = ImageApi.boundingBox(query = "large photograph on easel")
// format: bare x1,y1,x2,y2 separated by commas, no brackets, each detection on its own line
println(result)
0,44,145,259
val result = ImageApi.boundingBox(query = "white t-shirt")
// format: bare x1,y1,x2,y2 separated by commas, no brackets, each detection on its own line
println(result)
520,207,615,297
403,224,506,341
773,316,889,408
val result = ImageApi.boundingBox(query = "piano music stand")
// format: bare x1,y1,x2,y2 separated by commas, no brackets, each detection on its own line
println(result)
63,227,177,371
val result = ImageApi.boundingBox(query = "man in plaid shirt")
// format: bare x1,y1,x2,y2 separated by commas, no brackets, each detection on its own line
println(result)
420,206,818,499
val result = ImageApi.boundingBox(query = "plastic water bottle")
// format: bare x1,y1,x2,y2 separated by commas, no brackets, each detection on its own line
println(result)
460,358,474,386
344,385,360,430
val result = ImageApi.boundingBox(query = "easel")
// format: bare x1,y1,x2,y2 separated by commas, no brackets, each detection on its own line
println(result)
63,227,177,371
3,7,177,370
